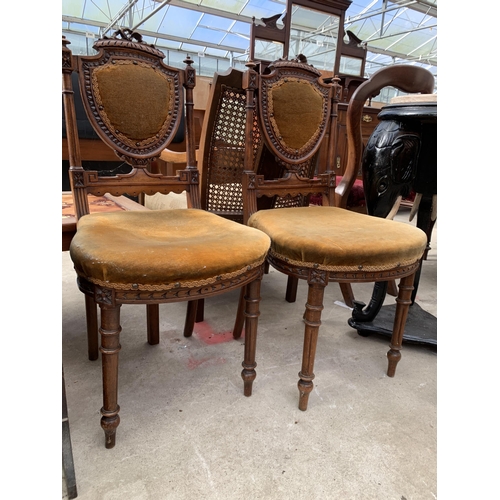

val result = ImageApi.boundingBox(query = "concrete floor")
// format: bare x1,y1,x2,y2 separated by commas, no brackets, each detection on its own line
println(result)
62,208,437,499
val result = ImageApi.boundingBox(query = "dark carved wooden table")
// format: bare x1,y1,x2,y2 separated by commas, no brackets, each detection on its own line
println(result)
348,96,437,347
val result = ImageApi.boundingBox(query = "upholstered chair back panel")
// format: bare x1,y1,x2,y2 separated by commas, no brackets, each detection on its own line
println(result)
94,63,173,142
268,79,324,151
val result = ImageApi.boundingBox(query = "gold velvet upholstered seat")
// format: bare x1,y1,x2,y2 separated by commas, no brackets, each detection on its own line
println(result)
241,58,428,411
62,31,270,448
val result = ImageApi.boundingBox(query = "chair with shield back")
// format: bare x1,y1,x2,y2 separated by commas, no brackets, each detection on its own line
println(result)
62,31,270,448
240,57,428,411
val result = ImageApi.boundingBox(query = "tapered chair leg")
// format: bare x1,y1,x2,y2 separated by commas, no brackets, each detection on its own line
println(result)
85,295,99,361
184,300,198,338
339,283,355,308
196,298,205,323
387,279,399,297
286,276,299,303
298,280,326,411
241,277,262,397
99,304,122,449
233,286,246,339
146,304,160,345
387,273,415,377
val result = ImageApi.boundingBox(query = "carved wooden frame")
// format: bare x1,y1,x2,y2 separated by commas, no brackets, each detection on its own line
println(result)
62,32,266,449
76,37,183,164
257,60,332,165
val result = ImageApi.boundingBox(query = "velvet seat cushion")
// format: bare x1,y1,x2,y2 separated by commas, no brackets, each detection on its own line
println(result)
248,206,427,272
70,209,270,291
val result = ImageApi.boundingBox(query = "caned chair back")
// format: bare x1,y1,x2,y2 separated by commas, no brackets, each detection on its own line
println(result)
199,68,262,222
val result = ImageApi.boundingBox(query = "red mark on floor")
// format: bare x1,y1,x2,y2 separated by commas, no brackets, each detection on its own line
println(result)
193,321,244,345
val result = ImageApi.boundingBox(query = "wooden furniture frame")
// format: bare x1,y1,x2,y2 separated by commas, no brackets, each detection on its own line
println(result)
249,0,351,72
241,58,427,411
62,31,270,448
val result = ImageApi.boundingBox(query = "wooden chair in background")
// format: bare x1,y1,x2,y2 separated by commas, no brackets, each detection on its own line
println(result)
62,31,270,448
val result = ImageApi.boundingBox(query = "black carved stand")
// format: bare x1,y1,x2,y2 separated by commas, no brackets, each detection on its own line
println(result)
349,100,437,347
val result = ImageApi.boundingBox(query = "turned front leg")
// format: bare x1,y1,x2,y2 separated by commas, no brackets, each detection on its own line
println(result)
298,279,326,411
241,277,262,396
99,304,122,449
387,273,415,377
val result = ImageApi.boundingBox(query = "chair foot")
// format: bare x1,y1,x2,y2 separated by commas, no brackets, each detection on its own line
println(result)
99,304,122,448
285,275,298,303
386,347,401,377
196,298,205,323
101,411,120,449
387,279,398,297
298,376,314,411
241,365,256,397
386,273,415,377
184,300,198,337
241,277,262,396
339,282,354,308
85,294,99,360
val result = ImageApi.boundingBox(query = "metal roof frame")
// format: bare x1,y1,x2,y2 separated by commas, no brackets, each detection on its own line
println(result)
62,0,437,83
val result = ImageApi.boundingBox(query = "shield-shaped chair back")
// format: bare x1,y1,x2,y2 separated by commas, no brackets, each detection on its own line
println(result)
257,60,332,170
73,34,184,166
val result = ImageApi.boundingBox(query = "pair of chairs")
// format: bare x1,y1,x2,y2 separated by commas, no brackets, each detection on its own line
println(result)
63,31,431,448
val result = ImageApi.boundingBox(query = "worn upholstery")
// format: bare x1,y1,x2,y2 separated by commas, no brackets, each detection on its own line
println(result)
63,33,273,448
70,209,270,291
268,79,324,151
248,206,427,272
94,62,174,143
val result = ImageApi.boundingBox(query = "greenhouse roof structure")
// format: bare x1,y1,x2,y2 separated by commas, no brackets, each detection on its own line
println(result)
62,0,437,84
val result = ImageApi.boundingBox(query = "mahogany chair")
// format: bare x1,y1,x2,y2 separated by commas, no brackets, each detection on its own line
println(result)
62,31,270,448
241,58,428,411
